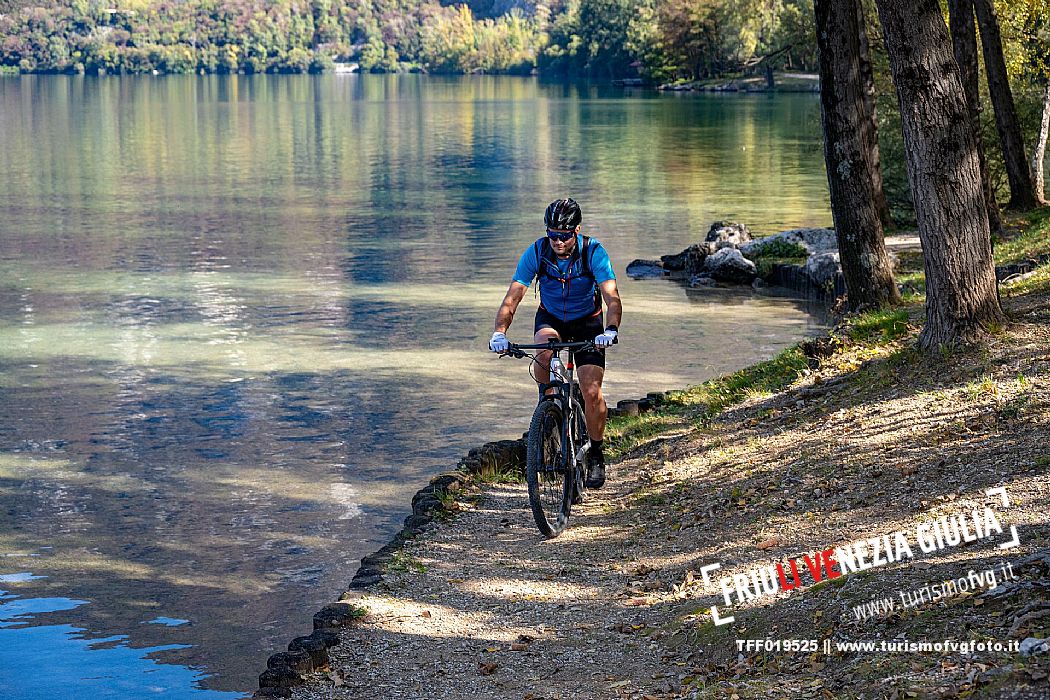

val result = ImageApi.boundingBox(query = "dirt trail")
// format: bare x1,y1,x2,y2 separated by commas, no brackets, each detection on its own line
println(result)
288,289,1050,700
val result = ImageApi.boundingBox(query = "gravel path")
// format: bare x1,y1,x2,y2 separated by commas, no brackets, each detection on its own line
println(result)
291,462,691,700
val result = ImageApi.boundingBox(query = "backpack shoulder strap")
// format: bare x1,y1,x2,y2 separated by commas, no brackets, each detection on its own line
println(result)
580,235,594,280
538,237,560,278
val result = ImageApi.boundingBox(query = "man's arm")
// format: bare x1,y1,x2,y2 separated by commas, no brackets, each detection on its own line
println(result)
495,281,529,334
599,279,622,329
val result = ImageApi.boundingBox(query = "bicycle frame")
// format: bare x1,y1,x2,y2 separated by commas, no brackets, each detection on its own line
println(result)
507,340,593,475
542,348,590,476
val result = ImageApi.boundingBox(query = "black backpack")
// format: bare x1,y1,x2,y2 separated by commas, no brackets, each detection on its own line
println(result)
533,235,602,314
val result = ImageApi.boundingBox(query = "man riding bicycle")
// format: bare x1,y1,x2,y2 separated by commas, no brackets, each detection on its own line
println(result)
489,198,623,489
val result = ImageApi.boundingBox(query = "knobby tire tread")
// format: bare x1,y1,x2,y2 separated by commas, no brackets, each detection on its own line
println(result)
526,399,571,538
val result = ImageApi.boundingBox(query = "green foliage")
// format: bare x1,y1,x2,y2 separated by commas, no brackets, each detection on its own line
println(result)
0,0,823,78
746,238,809,278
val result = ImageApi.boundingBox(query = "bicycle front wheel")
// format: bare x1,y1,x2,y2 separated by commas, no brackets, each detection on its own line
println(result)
526,399,572,538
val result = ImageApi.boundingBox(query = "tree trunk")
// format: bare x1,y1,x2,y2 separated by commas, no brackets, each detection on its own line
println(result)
855,0,895,229
1034,81,1049,204
873,0,1006,350
815,0,901,310
947,0,1003,235
973,0,1040,209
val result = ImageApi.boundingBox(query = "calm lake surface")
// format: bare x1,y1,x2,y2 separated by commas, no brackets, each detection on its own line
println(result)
0,74,832,697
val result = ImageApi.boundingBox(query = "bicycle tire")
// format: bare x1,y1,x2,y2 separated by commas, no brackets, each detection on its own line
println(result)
526,399,572,538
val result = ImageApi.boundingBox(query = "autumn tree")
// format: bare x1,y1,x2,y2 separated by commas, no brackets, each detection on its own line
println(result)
855,0,893,229
814,0,899,310
947,0,1003,234
1022,0,1050,203
873,0,1005,349
972,0,1040,209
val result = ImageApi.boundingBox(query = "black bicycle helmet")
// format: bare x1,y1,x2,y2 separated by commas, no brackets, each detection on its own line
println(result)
544,198,582,230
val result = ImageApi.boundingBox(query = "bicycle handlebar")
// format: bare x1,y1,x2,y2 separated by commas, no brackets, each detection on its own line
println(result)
502,337,617,358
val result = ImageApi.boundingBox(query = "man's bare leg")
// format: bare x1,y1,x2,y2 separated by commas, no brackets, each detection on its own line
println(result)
577,364,607,488
577,364,607,441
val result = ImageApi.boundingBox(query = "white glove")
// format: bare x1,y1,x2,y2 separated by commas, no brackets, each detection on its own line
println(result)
489,331,509,353
594,328,618,348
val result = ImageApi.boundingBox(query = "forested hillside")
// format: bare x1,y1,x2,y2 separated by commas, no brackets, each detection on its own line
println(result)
0,0,817,78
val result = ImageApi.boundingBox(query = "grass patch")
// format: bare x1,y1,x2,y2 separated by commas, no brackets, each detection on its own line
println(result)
963,375,999,401
746,239,809,278
606,346,809,458
669,346,810,417
750,239,810,259
606,412,683,459
752,255,808,279
994,207,1050,264
475,465,525,484
387,550,427,574
844,309,911,344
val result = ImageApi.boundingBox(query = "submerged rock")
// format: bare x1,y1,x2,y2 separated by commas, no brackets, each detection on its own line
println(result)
702,248,757,284
626,259,665,279
689,274,718,287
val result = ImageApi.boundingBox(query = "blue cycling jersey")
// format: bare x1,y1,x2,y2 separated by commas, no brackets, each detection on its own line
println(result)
513,235,616,322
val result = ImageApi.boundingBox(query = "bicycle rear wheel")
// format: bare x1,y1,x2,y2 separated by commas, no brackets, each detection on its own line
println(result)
526,399,572,538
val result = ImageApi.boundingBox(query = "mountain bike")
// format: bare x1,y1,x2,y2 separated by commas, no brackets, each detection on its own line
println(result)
504,338,615,538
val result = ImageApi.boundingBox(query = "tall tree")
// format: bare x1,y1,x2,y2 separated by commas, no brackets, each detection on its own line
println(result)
947,0,1003,234
855,0,894,229
1024,0,1050,203
1035,82,1050,203
814,0,900,310
873,0,1005,350
972,0,1040,209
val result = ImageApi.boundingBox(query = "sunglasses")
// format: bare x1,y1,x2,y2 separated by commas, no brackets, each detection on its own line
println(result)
546,229,576,242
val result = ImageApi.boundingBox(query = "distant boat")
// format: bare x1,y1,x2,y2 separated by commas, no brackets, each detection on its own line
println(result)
334,63,359,74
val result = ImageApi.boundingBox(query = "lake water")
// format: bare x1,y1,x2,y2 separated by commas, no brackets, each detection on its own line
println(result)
0,74,832,697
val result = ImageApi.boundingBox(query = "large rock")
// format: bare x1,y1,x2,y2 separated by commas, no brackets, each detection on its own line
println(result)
803,251,841,288
704,221,752,253
702,248,757,284
739,227,838,257
660,244,706,275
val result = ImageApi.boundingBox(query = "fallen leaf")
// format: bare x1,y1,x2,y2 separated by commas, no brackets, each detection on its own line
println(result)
757,537,781,550
421,610,432,618
510,642,529,651
478,662,498,676
608,680,631,688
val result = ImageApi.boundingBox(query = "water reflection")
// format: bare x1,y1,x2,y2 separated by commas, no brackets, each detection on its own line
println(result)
0,583,240,699
0,74,830,694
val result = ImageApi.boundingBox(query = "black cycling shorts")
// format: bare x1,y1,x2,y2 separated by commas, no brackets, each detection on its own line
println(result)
534,307,606,369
